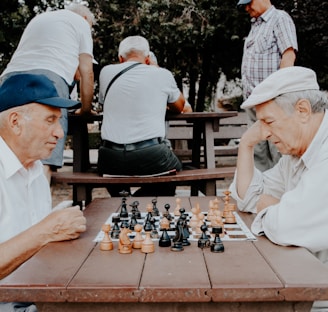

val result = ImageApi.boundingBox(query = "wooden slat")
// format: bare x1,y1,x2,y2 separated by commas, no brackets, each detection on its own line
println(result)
52,168,236,185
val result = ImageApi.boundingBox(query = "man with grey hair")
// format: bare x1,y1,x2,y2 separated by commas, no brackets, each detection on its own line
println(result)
98,35,185,196
229,66,328,311
0,3,96,182
0,74,87,311
237,0,298,171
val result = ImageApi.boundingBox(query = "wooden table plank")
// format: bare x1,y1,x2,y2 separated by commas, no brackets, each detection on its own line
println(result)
254,237,328,301
0,197,121,302
204,242,283,302
66,244,144,302
139,244,211,302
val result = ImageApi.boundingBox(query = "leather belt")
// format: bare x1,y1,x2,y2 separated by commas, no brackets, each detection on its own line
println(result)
103,138,162,151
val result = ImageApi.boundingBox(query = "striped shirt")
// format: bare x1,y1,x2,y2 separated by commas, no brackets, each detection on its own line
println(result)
241,6,298,99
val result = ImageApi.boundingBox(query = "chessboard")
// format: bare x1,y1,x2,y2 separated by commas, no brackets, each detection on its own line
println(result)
94,197,256,243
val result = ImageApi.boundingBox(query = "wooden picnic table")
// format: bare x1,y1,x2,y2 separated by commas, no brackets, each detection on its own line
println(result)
1,196,328,312
67,111,238,172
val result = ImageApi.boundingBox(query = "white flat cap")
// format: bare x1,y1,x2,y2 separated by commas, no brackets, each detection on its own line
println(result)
241,66,320,109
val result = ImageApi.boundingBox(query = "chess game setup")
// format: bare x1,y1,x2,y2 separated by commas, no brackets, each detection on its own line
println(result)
94,191,256,254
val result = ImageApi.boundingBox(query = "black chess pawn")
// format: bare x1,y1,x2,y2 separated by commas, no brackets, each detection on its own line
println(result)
143,216,152,232
163,203,173,221
129,212,138,231
180,213,191,246
211,226,225,253
119,200,129,219
111,215,121,239
151,198,160,216
159,228,171,247
198,222,210,249
150,217,159,239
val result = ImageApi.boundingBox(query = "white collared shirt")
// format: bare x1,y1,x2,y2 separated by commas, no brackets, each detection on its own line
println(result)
0,137,52,243
229,110,328,254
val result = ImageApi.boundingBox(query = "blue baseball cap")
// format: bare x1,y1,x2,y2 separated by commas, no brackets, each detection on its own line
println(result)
0,74,80,112
237,0,251,5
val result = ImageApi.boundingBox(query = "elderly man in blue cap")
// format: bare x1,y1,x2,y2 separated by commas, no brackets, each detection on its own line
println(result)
229,66,328,311
0,74,87,311
238,0,298,172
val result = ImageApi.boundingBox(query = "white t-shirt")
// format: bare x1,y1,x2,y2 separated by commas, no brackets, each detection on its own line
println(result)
99,62,181,144
0,137,52,243
1,9,93,85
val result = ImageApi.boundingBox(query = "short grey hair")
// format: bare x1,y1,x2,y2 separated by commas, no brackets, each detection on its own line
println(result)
274,90,328,115
66,3,96,25
118,36,150,59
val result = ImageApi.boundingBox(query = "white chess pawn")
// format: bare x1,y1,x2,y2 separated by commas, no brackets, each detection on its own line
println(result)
99,224,113,251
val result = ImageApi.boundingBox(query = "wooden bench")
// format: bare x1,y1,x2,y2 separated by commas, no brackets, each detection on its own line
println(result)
167,112,247,161
52,167,236,205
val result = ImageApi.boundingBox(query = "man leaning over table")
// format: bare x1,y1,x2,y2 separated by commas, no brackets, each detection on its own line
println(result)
229,66,328,311
0,74,86,312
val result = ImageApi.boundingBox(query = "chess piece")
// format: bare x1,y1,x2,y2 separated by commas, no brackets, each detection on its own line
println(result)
223,190,231,206
224,209,236,224
146,203,153,222
174,198,181,216
99,224,113,251
180,213,191,246
198,222,210,249
143,214,153,232
211,226,225,253
163,203,173,221
111,215,121,239
195,212,205,234
150,217,159,239
207,199,215,222
141,230,155,253
151,198,160,216
130,200,141,219
119,191,129,218
129,213,138,230
189,206,200,231
160,215,170,230
132,224,144,249
171,219,184,251
119,226,132,254
159,228,171,247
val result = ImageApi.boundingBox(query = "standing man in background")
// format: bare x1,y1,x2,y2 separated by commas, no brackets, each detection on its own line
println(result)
0,3,96,182
238,0,298,171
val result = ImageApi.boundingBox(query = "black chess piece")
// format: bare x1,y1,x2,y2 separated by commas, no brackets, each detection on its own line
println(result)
163,203,173,221
130,201,141,219
180,213,191,246
211,226,225,253
150,217,159,238
111,215,121,239
129,212,138,231
198,222,210,249
119,199,129,218
143,216,152,232
151,198,160,216
159,228,171,247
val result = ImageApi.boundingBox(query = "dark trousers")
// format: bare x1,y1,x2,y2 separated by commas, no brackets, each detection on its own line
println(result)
97,142,182,197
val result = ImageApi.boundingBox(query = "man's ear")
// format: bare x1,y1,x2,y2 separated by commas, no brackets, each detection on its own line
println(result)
118,55,125,63
295,99,312,121
8,111,23,135
145,55,151,65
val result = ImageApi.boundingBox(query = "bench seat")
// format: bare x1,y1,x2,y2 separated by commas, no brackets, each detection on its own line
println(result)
52,167,236,205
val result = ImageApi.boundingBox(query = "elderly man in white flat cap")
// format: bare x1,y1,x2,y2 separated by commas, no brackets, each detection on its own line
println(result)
229,66,328,311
